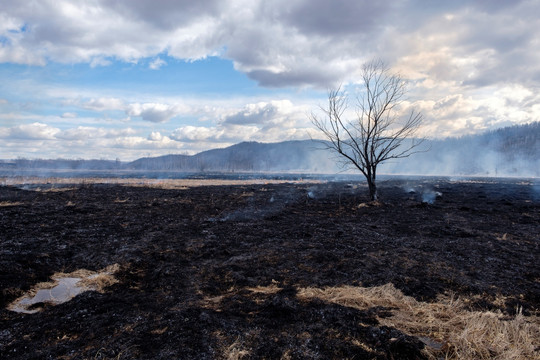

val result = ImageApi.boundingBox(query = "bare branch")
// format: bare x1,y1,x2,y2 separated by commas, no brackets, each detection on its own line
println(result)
310,59,426,201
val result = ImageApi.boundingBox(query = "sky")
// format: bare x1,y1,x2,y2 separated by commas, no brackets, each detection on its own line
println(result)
0,0,539,161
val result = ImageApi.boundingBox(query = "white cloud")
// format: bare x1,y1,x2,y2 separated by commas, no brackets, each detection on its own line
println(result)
127,102,187,123
56,126,107,140
0,11,22,33
56,126,137,141
405,84,540,138
222,100,293,125
61,112,77,118
112,135,182,151
83,98,125,111
106,128,138,137
169,98,313,145
146,131,177,146
90,57,113,68
148,131,163,141
168,124,253,145
0,122,60,140
0,0,222,65
171,126,223,142
73,98,191,123
1,0,539,90
149,57,166,70
0,122,187,160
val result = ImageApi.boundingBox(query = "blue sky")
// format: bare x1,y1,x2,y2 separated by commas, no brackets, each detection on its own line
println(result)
1,0,539,160
0,56,281,124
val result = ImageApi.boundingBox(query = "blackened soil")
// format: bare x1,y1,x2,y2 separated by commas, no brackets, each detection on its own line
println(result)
1,178,539,359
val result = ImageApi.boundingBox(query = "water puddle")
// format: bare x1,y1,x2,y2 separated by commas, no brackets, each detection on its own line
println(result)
418,336,444,350
7,264,119,314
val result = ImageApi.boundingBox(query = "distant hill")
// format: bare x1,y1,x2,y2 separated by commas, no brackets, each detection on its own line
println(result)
127,122,539,176
126,140,337,172
2,122,538,177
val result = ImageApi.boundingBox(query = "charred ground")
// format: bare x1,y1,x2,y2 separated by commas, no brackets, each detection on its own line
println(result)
0,178,539,359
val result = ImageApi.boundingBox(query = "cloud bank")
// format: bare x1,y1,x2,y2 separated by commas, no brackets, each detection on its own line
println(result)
1,0,539,161
2,0,539,88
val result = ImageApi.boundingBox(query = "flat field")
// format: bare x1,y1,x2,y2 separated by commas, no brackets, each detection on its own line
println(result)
1,177,539,359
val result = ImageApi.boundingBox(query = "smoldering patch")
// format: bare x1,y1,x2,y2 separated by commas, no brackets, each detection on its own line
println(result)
211,185,313,221
422,190,443,204
401,182,443,204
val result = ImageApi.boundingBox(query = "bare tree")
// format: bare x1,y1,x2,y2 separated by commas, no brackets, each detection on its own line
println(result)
311,60,424,201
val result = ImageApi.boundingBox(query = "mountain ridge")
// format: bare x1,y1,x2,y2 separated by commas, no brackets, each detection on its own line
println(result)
1,122,538,177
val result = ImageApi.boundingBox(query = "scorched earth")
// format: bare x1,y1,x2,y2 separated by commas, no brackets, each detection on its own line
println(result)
1,177,539,359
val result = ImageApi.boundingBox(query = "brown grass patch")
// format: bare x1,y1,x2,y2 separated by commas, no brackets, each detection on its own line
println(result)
0,176,323,189
224,337,251,360
247,280,282,295
78,272,119,292
297,284,540,359
64,263,120,292
0,201,23,207
7,264,120,313
41,187,78,192
357,200,384,208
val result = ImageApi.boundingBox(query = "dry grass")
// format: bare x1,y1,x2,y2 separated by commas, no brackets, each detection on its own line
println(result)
0,176,323,189
247,280,282,295
0,201,23,206
225,337,251,360
357,200,384,208
78,272,119,292
65,263,120,292
297,284,540,360
41,187,78,192
77,264,120,292
212,331,252,360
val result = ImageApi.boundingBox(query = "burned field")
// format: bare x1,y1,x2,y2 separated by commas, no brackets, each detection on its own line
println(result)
1,178,539,359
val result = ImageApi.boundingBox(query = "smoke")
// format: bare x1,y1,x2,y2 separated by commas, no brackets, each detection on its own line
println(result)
379,123,540,178
401,183,443,204
381,147,539,178
251,123,540,178
421,190,443,204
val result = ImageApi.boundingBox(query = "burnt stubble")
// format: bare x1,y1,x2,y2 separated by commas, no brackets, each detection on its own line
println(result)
1,178,539,359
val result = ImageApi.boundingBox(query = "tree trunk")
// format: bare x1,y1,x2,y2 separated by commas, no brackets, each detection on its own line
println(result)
368,179,378,201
